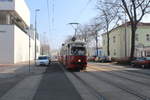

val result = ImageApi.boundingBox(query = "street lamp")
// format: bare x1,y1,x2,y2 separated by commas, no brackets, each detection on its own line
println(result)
26,27,31,72
35,9,40,63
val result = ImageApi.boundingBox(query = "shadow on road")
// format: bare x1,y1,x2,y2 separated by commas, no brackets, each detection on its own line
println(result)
33,62,82,100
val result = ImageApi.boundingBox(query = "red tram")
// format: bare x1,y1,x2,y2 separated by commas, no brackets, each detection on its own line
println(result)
59,41,87,71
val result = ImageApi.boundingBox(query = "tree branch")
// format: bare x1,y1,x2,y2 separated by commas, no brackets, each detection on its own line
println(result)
121,0,133,21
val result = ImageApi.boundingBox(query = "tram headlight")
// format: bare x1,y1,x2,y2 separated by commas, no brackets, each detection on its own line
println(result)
78,59,81,62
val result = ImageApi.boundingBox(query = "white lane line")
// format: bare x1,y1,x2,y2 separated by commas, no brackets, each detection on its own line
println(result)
0,75,43,100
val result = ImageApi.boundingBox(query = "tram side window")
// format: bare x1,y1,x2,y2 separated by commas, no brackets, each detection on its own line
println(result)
71,47,86,56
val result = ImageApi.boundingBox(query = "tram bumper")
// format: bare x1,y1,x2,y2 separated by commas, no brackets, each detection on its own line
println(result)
70,62,87,70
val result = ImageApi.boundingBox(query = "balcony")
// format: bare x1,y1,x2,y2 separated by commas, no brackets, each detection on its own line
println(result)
0,0,14,11
0,0,30,26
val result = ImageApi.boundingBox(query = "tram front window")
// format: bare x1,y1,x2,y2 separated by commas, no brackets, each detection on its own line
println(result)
71,47,86,56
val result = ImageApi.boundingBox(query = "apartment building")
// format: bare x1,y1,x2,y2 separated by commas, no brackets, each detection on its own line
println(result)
0,0,40,64
102,22,150,59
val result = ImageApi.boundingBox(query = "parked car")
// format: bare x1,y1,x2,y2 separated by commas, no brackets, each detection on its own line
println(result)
95,56,100,62
131,57,150,68
98,56,111,62
51,56,58,62
36,56,49,66
87,56,96,62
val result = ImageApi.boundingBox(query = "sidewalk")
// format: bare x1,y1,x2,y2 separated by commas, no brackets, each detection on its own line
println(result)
0,61,47,98
0,61,46,76
0,63,83,100
0,61,34,66
0,64,14,67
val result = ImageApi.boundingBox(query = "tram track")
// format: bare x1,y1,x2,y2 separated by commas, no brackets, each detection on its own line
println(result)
106,64,150,77
88,66,150,87
116,70,150,80
89,63,150,80
59,63,150,100
71,72,106,100
84,70,150,100
126,70,150,77
58,63,106,100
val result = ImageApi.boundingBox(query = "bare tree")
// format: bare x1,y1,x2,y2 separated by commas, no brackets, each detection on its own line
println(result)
98,0,150,59
65,23,102,56
96,2,120,56
40,44,50,55
88,22,103,56
77,24,94,42
79,25,90,42
121,0,150,59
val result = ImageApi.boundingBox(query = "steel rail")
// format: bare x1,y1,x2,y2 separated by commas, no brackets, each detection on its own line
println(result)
89,66,150,87
58,63,106,100
85,71,150,100
89,63,150,79
71,72,106,100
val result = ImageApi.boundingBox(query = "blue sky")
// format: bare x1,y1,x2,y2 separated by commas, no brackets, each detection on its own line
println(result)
26,0,98,50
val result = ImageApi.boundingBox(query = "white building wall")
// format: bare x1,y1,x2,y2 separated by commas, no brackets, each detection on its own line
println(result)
102,35,107,56
36,40,40,59
0,25,14,64
0,0,14,11
102,25,150,59
14,25,29,63
0,0,30,26
30,39,35,60
119,26,150,57
109,29,121,58
0,0,41,64
14,0,30,26
119,27,131,58
14,25,40,63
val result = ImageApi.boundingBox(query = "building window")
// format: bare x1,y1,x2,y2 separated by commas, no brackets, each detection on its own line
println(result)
135,34,138,41
146,34,150,41
113,36,116,43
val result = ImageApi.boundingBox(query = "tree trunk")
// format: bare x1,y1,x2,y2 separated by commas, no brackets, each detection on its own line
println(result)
130,23,137,60
107,32,110,56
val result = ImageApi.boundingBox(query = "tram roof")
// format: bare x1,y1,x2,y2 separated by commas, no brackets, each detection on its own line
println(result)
66,41,86,45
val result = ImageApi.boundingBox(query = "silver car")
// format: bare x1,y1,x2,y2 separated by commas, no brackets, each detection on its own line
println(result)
36,56,49,66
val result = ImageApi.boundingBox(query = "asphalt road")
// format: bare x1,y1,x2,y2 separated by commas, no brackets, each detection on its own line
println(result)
1,62,150,100
33,63,82,100
84,62,150,100
0,62,83,100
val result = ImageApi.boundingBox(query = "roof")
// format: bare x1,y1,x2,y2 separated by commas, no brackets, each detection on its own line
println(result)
102,22,150,36
67,41,86,45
